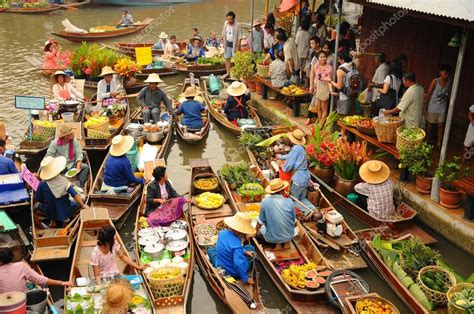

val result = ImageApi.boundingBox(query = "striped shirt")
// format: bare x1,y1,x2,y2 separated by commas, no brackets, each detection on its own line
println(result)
354,180,395,219
0,262,48,293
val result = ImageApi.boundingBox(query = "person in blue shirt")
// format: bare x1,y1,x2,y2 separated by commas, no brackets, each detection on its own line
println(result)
256,178,296,246
185,37,206,62
35,156,88,228
279,129,318,219
103,135,144,189
209,212,256,284
224,81,250,124
176,86,206,130
0,139,18,175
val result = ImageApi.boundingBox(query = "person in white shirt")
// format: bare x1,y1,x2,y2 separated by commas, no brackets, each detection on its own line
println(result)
222,11,242,75
153,32,170,50
251,20,264,54
368,53,389,103
52,71,85,101
163,35,180,58
117,8,133,27
263,23,274,51
295,19,311,79
96,66,124,102
278,32,299,81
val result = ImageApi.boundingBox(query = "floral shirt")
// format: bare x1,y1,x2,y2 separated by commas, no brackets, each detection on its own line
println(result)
90,242,121,278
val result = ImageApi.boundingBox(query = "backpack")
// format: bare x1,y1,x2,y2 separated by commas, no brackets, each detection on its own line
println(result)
340,64,363,98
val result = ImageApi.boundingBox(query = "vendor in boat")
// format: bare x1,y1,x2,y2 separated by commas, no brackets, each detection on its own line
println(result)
175,86,207,130
145,166,180,216
185,37,205,62
52,70,85,102
153,32,170,50
205,31,222,48
163,34,180,58
137,74,172,124
43,39,69,73
256,178,296,247
97,66,125,102
0,247,72,293
354,160,395,220
117,7,134,27
0,139,18,175
35,156,88,228
208,212,256,284
103,135,144,190
223,81,250,125
278,129,319,219
90,225,146,284
45,125,89,188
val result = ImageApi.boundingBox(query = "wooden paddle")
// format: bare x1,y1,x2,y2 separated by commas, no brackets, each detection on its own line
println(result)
221,277,251,314
304,224,341,251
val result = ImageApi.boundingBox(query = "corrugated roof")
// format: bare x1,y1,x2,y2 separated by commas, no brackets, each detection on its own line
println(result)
366,0,474,22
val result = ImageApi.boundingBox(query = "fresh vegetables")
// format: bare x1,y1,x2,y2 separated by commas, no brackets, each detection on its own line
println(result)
355,297,397,314
421,271,450,293
398,126,425,140
398,239,440,277
194,192,225,209
220,162,259,188
237,183,264,201
197,56,224,65
238,132,263,148
193,177,218,191
449,286,474,312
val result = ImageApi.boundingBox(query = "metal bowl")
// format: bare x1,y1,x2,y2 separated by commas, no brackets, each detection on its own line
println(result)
145,130,164,143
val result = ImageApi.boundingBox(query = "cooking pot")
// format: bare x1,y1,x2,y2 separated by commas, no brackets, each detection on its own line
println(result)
138,228,156,238
145,130,164,143
166,229,188,242
138,235,160,248
170,220,187,230
144,243,164,259
62,100,79,113
127,123,144,134
166,240,188,253
0,291,26,314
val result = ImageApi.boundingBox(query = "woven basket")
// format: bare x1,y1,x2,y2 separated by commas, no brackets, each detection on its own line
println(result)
417,265,456,305
86,120,109,134
34,122,56,139
373,116,404,143
148,267,185,299
87,128,110,139
256,64,269,77
355,295,400,314
360,103,372,117
447,283,474,314
299,103,310,116
396,127,426,152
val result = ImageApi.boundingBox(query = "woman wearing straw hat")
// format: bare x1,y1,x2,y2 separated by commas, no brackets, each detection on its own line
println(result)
250,19,264,54
103,135,144,190
185,36,205,62
101,279,134,313
256,178,296,247
175,86,206,130
35,156,88,228
43,39,68,74
153,32,170,50
97,66,125,102
208,212,256,284
223,81,250,125
354,160,395,219
137,73,173,124
52,70,85,102
278,129,318,218
45,125,89,187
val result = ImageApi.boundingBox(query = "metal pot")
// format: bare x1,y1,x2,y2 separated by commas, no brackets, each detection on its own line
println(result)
170,220,188,230
145,130,164,143
127,123,144,134
144,243,164,259
166,229,188,242
138,235,160,248
62,100,79,113
166,240,188,253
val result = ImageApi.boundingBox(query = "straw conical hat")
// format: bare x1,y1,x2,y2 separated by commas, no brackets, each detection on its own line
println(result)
40,156,67,180
144,73,164,83
159,32,168,39
359,160,390,184
99,66,116,77
110,135,134,157
227,81,247,97
287,129,306,145
179,86,202,98
102,279,133,313
224,212,256,235
265,178,289,194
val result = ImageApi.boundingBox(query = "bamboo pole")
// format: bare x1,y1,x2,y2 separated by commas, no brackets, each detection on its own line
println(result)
329,0,343,112
264,0,269,16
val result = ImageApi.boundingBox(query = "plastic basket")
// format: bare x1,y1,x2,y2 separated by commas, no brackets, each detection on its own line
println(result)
256,64,269,77
299,103,310,117
147,267,185,299
373,116,404,143
396,127,426,152
447,283,474,314
417,265,457,306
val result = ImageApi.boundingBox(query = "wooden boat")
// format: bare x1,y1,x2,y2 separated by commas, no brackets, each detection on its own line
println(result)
175,78,210,144
203,78,262,136
136,67,177,78
83,77,147,94
115,41,188,58
52,18,155,43
66,207,151,312
0,210,30,261
175,62,226,78
134,162,195,312
2,1,88,13
30,152,93,262
188,158,266,314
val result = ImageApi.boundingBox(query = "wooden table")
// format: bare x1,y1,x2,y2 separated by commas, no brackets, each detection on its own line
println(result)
453,178,474,220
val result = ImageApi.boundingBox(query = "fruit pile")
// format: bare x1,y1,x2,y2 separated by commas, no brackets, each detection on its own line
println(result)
84,116,108,129
33,120,55,128
280,85,306,96
148,268,181,280
195,192,225,209
194,177,218,191
342,115,365,127
281,262,328,290
355,297,397,314
139,217,149,228
358,119,375,129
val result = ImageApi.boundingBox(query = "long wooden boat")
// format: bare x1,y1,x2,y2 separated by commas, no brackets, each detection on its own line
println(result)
136,67,178,78
134,164,195,312
52,18,155,42
188,158,266,314
30,152,93,262
203,78,262,136
0,210,30,261
66,207,152,312
2,1,89,13
175,62,226,78
115,41,188,58
175,78,210,144
83,77,147,94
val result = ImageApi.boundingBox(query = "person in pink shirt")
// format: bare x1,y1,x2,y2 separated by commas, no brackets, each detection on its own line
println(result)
90,225,145,284
0,248,72,293
309,50,333,127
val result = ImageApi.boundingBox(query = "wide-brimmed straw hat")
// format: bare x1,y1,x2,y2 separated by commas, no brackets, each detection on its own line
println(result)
359,160,390,184
144,73,164,83
287,129,306,145
110,135,134,157
253,19,263,27
39,156,67,180
265,178,289,194
102,279,133,313
189,36,203,44
57,124,74,138
224,212,256,235
52,70,67,83
99,66,116,77
179,86,201,98
227,81,247,97
159,32,168,39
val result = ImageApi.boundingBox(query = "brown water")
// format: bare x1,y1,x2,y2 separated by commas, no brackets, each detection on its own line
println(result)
1,1,473,313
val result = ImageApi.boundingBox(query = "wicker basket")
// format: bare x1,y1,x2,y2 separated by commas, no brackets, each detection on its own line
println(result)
299,102,310,116
33,122,56,139
447,283,474,314
354,295,400,314
86,120,109,134
256,64,269,77
417,265,457,305
148,267,185,299
360,103,372,117
87,128,110,139
396,127,426,152
373,116,404,143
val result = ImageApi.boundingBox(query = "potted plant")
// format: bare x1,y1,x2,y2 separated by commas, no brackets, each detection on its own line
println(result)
435,156,469,209
231,51,256,91
399,143,434,194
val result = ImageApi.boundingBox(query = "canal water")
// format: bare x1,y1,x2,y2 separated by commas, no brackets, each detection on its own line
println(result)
1,1,472,313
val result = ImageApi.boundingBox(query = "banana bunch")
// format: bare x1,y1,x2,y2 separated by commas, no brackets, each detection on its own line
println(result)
281,84,306,96
33,120,55,128
84,116,107,129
